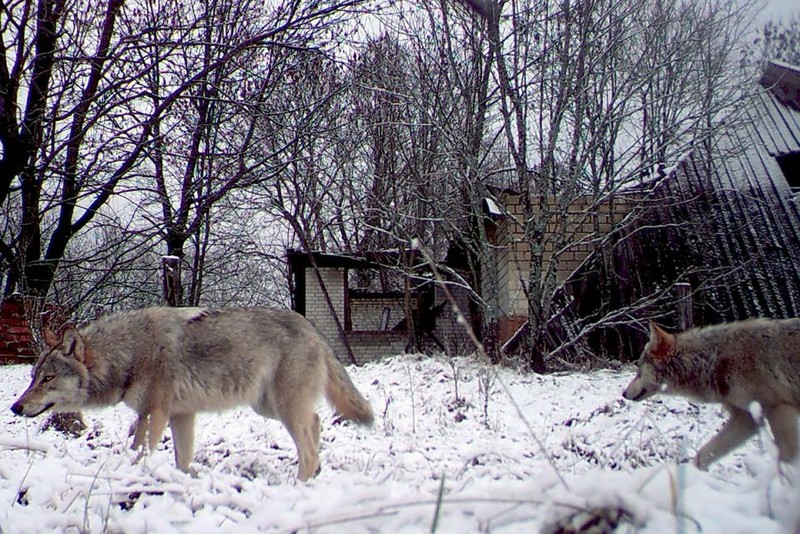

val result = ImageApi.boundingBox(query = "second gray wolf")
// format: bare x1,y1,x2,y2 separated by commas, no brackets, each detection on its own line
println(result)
10,307,374,481
623,319,800,469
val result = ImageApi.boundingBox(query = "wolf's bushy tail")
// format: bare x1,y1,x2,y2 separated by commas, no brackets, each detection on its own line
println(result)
324,351,374,426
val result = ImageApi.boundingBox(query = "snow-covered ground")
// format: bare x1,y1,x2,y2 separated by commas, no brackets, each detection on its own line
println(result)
0,354,797,533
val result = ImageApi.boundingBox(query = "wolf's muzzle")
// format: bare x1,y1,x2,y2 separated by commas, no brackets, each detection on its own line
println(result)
10,401,54,417
10,402,24,416
623,390,644,401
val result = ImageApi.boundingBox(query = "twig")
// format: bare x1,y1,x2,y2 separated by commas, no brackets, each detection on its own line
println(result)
406,362,418,436
0,438,52,454
431,474,446,533
83,461,107,534
281,496,546,533
11,456,37,508
413,239,570,491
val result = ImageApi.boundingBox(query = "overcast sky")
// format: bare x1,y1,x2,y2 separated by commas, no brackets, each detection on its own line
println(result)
758,0,799,24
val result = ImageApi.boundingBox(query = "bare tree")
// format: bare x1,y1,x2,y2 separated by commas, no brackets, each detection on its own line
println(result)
751,13,800,65
330,7,507,352
1,0,130,301
0,0,374,310
449,0,758,369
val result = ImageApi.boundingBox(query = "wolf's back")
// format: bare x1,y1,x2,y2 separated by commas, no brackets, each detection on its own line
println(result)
679,318,800,401
767,319,800,399
84,307,203,356
720,318,800,369
682,318,800,358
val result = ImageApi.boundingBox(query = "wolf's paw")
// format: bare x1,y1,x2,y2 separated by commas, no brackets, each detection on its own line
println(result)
694,453,711,471
132,449,145,465
178,464,199,478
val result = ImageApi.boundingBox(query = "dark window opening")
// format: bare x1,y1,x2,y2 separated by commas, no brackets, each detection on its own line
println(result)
776,151,800,193
346,268,414,333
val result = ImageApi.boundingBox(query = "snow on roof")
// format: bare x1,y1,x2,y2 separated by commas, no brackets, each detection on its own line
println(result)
760,60,800,112
768,59,800,76
483,197,504,218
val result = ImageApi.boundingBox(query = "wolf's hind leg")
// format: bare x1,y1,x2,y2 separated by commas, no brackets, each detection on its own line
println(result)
695,407,758,469
169,413,196,473
766,404,799,463
281,408,321,482
131,414,148,451
312,413,321,453
310,413,321,477
147,408,170,452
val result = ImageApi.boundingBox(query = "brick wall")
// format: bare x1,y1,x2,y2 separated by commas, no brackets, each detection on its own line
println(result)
431,284,474,355
345,331,408,365
538,195,634,281
304,267,348,360
487,192,635,340
350,296,413,331
0,295,37,363
495,196,530,317
303,267,414,364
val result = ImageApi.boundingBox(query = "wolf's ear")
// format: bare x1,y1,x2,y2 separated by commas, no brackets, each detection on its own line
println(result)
62,328,89,365
648,321,675,363
43,328,61,348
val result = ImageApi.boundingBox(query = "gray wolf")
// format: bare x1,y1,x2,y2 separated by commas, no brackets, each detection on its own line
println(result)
623,319,800,469
10,307,374,481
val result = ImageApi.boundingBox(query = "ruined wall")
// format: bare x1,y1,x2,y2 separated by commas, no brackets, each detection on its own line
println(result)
302,267,410,364
488,192,635,336
349,296,409,332
303,267,349,361
0,296,36,363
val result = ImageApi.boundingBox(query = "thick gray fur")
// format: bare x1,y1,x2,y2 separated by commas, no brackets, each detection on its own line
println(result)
11,307,374,481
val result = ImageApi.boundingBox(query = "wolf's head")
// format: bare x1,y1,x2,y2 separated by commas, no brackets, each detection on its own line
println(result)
10,328,91,417
622,322,676,402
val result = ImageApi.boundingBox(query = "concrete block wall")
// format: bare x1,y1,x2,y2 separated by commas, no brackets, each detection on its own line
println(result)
350,296,410,331
539,195,633,282
431,284,475,355
490,192,635,322
302,266,411,364
303,267,349,361
496,196,530,317
345,331,408,364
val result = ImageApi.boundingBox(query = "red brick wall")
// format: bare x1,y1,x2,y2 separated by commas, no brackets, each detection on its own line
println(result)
497,315,528,346
0,295,37,363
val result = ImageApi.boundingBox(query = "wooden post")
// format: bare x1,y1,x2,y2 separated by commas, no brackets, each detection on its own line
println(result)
162,256,182,307
675,282,693,330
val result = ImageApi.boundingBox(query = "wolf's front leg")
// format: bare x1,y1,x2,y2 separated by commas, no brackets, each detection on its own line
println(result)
130,414,151,465
169,413,196,475
765,404,799,464
130,414,149,451
147,408,170,452
695,407,759,470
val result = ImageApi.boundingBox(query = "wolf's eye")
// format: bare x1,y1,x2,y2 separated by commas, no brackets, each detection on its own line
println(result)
41,375,55,383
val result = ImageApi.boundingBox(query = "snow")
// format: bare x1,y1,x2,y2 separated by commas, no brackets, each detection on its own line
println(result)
484,197,504,218
1,354,798,533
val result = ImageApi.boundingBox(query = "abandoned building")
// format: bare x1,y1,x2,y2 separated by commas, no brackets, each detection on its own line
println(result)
289,60,800,365
4,62,798,367
481,190,637,353
551,59,800,360
286,249,472,364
